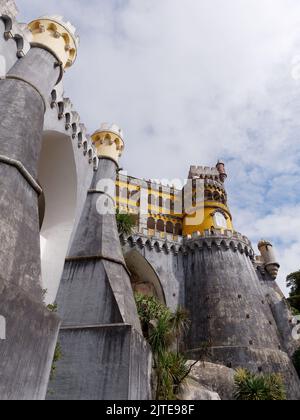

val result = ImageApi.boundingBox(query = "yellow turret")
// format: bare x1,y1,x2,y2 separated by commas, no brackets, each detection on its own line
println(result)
91,123,125,164
28,15,79,70
183,162,233,236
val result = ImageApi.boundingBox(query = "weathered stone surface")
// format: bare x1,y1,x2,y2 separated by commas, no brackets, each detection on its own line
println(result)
187,361,235,401
123,239,185,311
49,157,148,399
257,269,300,358
183,242,300,400
47,324,152,400
180,378,221,401
0,287,60,400
0,44,63,400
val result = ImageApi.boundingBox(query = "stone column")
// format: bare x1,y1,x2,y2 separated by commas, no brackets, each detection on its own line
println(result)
0,16,78,400
48,123,152,400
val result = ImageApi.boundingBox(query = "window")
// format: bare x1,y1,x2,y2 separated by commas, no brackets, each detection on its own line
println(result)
157,220,165,232
166,221,174,234
147,217,155,230
175,223,183,236
214,212,227,229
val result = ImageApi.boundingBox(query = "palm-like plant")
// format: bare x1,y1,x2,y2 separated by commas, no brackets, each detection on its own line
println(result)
116,208,135,236
234,369,286,401
135,293,191,400
149,311,173,357
157,352,189,400
169,307,190,354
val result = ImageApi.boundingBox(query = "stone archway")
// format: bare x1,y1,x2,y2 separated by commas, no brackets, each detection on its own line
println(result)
124,249,166,304
38,131,77,304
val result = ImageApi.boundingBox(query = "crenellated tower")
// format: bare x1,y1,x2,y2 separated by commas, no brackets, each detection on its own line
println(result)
183,161,232,236
0,13,78,400
182,164,300,399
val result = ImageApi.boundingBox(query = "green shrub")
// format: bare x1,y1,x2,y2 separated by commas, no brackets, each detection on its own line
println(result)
234,369,286,401
135,293,191,400
116,208,136,236
50,343,62,381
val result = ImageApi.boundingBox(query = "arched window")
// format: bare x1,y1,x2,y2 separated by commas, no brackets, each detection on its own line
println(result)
214,212,227,229
147,217,156,230
205,190,213,201
156,220,165,232
175,223,183,236
166,221,174,234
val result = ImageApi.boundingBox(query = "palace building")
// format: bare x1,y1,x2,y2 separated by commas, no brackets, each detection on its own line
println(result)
0,1,299,400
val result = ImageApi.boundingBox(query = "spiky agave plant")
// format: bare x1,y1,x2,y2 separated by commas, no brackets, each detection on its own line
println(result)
149,310,174,357
169,307,190,354
134,294,191,400
157,352,189,400
234,369,286,401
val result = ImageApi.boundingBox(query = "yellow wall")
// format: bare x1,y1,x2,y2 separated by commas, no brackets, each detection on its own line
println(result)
183,202,233,235
115,178,234,237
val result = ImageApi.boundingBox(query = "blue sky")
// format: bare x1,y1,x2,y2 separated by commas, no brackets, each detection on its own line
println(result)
16,0,300,294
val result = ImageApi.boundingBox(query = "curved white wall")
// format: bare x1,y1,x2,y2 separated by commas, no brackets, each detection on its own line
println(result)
38,131,77,304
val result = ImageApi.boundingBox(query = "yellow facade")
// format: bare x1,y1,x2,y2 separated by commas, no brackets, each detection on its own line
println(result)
115,172,234,239
183,202,233,236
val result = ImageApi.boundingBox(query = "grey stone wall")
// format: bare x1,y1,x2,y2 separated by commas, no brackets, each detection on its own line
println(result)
49,157,150,399
0,45,61,399
48,324,152,400
257,268,300,358
122,235,185,311
183,237,300,400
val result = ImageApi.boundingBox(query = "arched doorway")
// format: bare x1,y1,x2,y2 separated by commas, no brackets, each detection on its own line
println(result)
38,131,77,304
124,250,166,304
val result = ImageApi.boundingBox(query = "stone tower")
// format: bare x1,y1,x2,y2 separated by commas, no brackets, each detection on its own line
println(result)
48,124,151,400
0,13,78,399
182,165,300,399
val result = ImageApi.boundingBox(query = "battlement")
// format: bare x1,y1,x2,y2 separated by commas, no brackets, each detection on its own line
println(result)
121,230,254,258
189,161,227,184
49,82,98,170
189,165,220,179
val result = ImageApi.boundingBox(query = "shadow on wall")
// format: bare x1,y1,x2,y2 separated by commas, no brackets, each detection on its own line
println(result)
38,131,77,304
125,249,166,305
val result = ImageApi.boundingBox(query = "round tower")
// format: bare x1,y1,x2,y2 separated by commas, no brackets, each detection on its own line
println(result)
28,15,79,72
183,162,300,399
183,161,233,236
91,123,124,165
258,240,280,280
0,13,78,400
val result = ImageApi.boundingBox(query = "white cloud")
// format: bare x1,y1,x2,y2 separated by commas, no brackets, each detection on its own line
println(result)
16,0,300,294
